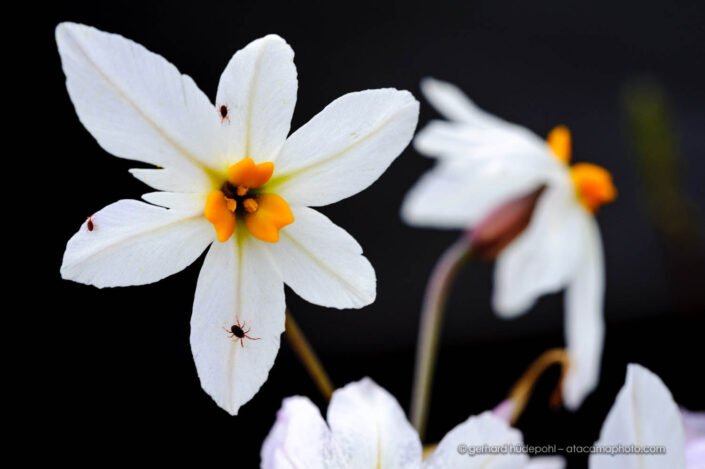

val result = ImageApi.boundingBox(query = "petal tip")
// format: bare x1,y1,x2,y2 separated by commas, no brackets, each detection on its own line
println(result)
420,76,449,97
245,33,295,62
55,22,75,49
420,76,440,91
356,376,381,392
55,21,92,46
259,33,290,46
491,290,530,319
55,21,77,37
58,262,73,282
348,261,376,309
397,88,421,111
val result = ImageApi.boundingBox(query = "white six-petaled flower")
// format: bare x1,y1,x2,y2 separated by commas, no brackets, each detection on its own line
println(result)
402,78,616,410
261,378,564,469
57,23,419,414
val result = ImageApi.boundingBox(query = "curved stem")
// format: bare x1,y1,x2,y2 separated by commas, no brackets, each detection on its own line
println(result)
285,310,334,401
410,236,473,439
507,348,570,425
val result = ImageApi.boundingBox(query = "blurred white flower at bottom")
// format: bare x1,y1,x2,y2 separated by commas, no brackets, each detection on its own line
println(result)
590,364,703,469
682,408,705,468
261,378,564,468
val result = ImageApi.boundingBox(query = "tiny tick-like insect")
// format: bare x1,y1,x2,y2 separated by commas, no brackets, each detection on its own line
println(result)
86,216,95,231
219,104,229,122
224,320,260,348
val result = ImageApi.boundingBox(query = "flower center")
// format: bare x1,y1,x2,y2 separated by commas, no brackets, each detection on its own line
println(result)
547,126,617,213
204,157,294,243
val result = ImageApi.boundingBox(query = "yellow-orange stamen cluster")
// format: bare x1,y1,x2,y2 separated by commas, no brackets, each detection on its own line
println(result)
547,126,617,213
204,157,294,243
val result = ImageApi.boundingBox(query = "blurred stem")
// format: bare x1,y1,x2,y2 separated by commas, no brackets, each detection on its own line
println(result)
285,310,334,401
507,348,569,425
622,80,704,311
422,444,438,460
411,236,473,440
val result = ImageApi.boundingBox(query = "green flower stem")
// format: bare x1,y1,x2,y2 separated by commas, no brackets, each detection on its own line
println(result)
285,310,335,401
410,236,473,439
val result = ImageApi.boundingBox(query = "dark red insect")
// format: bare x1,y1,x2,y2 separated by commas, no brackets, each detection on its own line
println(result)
219,104,229,122
86,216,95,231
224,320,260,348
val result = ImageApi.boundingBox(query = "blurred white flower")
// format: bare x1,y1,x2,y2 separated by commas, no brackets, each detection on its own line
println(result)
56,23,418,414
590,363,702,468
261,378,564,468
402,78,616,410
681,408,705,468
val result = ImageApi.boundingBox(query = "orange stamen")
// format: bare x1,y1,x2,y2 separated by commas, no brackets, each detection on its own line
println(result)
245,194,294,243
227,157,274,190
204,191,237,242
571,163,617,213
546,126,616,212
547,125,572,164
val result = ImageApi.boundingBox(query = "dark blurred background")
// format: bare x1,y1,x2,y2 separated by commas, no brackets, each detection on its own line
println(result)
39,1,704,466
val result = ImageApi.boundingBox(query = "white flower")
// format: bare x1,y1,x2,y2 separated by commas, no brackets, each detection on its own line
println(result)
682,408,705,468
402,78,616,410
56,23,419,414
590,363,695,468
261,378,564,468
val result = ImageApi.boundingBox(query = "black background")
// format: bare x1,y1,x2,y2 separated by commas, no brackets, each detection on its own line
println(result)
38,1,704,466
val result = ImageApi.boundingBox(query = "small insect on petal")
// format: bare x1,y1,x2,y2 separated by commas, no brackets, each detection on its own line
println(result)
86,216,95,231
219,104,229,122
224,320,260,348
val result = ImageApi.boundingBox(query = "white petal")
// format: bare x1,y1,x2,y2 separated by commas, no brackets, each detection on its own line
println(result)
492,399,516,424
61,200,213,287
216,34,297,162
402,150,550,229
562,216,605,410
687,442,705,469
417,79,553,162
589,364,686,469
683,410,705,469
413,120,482,158
406,79,566,230
404,99,564,229
526,457,566,469
261,396,345,469
682,409,705,440
682,408,705,468
129,168,210,193
413,117,550,162
492,188,584,317
190,237,285,415
420,78,517,128
272,89,419,207
424,411,528,469
270,207,376,309
56,23,222,191
327,378,422,469
141,191,206,213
